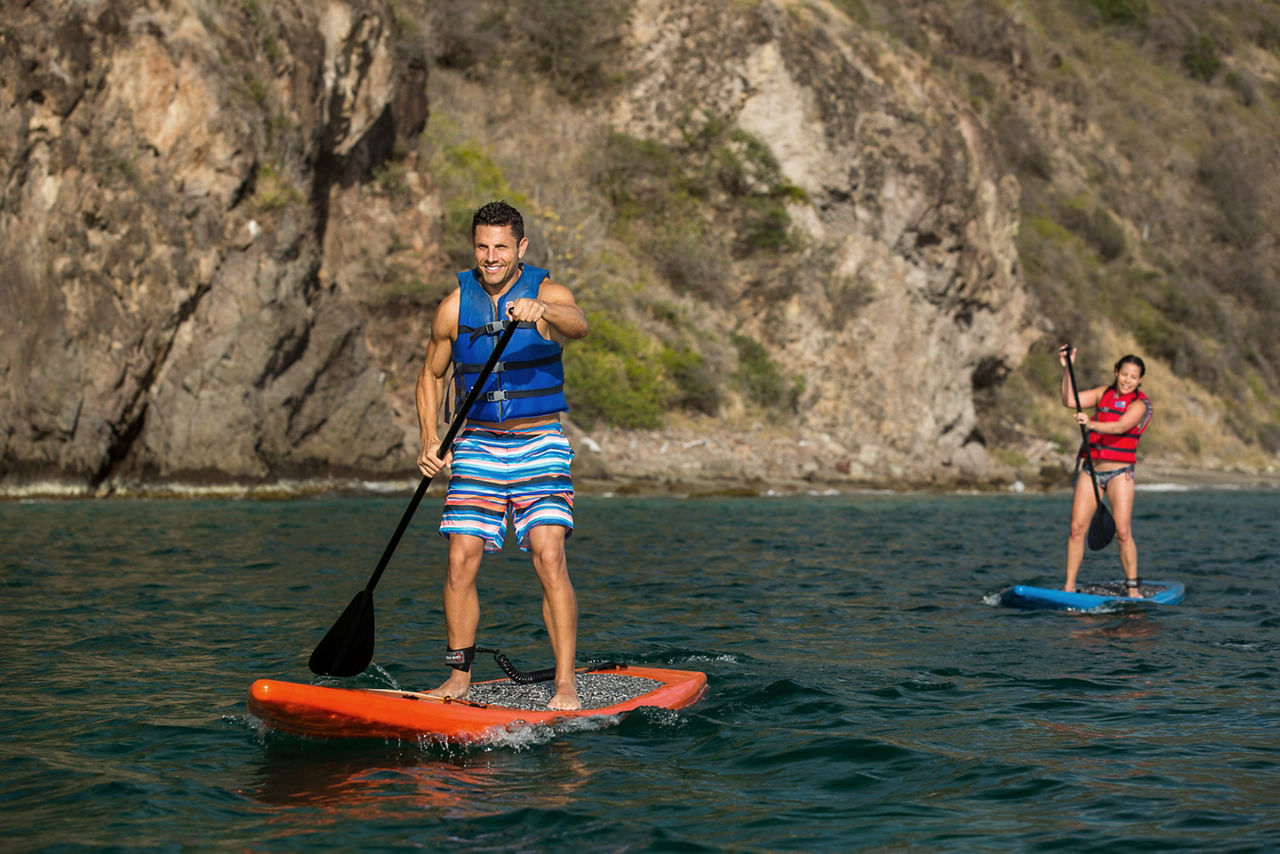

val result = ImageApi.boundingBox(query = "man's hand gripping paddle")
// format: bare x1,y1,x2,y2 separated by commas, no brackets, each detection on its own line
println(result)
308,319,521,677
1066,346,1117,551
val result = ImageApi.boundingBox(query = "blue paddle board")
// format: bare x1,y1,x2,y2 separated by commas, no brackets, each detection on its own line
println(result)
998,580,1184,612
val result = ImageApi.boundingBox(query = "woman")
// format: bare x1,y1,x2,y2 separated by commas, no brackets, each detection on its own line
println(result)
1058,345,1153,597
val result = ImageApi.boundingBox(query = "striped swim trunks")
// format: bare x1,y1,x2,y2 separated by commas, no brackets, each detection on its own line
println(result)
440,423,575,552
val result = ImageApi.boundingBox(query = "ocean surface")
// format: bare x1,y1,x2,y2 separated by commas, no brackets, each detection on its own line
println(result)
2,484,1278,851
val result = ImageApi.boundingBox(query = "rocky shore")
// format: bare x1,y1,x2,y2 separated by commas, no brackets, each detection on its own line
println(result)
4,418,1277,501
566,422,1280,497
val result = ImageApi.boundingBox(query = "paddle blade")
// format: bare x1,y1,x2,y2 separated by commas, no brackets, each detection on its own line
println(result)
308,590,375,677
1087,506,1116,551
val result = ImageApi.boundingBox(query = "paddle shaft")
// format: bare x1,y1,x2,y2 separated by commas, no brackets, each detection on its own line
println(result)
359,317,522,596
1065,347,1105,507
309,314,526,675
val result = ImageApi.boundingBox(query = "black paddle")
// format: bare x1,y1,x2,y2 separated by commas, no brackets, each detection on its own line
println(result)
1065,346,1117,551
309,317,521,677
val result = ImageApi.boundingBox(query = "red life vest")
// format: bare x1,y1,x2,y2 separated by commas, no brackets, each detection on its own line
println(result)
1086,387,1152,464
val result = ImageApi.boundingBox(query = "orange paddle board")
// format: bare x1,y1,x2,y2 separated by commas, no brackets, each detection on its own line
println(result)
248,664,706,743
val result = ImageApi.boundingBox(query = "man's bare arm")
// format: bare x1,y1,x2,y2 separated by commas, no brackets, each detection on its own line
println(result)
507,280,588,342
416,290,459,475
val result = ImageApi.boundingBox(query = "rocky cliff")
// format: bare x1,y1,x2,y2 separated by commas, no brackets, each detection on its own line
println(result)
2,0,423,489
610,1,1034,479
3,0,1277,496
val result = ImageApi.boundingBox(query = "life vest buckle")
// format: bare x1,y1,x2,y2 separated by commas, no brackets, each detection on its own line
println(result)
484,390,510,402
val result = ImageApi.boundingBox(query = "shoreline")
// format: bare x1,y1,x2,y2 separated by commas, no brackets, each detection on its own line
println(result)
3,461,1278,502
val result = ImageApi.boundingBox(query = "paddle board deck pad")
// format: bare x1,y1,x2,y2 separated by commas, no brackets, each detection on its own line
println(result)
998,580,1185,612
248,664,706,743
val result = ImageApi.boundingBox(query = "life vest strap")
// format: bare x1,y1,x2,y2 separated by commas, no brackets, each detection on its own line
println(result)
454,352,561,374
459,319,537,344
483,384,564,403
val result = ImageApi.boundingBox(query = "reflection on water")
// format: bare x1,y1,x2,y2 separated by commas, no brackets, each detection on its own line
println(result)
245,736,593,820
1067,611,1167,643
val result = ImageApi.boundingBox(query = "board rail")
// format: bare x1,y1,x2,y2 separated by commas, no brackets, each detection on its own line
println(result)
998,580,1185,612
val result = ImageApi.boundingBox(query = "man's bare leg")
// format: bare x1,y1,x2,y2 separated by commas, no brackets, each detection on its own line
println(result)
528,525,580,710
428,533,485,700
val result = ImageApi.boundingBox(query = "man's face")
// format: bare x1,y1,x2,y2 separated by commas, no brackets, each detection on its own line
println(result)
472,224,528,290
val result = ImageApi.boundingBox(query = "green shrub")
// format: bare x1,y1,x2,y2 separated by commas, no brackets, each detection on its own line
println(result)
660,346,721,415
1184,34,1222,82
788,376,807,413
1086,0,1148,25
432,0,629,102
1128,301,1181,363
563,313,676,429
429,139,528,267
597,121,805,296
597,134,726,296
1086,208,1127,261
1198,141,1265,249
1055,196,1127,261
372,161,409,195
737,196,797,252
523,0,631,101
732,333,790,410
1024,348,1063,394
251,164,302,211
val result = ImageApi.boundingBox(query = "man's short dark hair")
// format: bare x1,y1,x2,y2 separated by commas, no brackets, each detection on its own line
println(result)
472,200,525,243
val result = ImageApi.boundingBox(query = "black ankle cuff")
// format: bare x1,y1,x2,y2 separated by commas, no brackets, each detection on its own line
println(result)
445,646,476,672
1125,577,1142,589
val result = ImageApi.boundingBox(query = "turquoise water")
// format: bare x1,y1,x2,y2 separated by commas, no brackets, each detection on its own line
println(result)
2,486,1278,851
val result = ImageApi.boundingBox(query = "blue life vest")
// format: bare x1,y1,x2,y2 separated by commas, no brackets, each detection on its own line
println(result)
452,264,568,424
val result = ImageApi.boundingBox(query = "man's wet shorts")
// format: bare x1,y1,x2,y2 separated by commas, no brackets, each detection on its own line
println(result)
440,423,575,552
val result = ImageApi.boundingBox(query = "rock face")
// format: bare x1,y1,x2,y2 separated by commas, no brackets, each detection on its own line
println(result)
1,0,1032,492
610,0,1033,477
1,0,423,488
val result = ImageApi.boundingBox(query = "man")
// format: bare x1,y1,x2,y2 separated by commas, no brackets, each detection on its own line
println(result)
416,200,588,710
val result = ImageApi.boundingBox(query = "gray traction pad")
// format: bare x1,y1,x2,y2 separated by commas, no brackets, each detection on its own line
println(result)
1077,582,1164,597
466,672,663,711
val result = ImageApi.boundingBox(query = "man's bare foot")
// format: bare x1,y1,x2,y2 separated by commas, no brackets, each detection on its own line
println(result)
1063,586,1076,593
425,671,471,701
547,678,580,711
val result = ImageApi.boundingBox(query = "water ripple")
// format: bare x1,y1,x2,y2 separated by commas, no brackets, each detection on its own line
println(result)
2,490,1278,850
